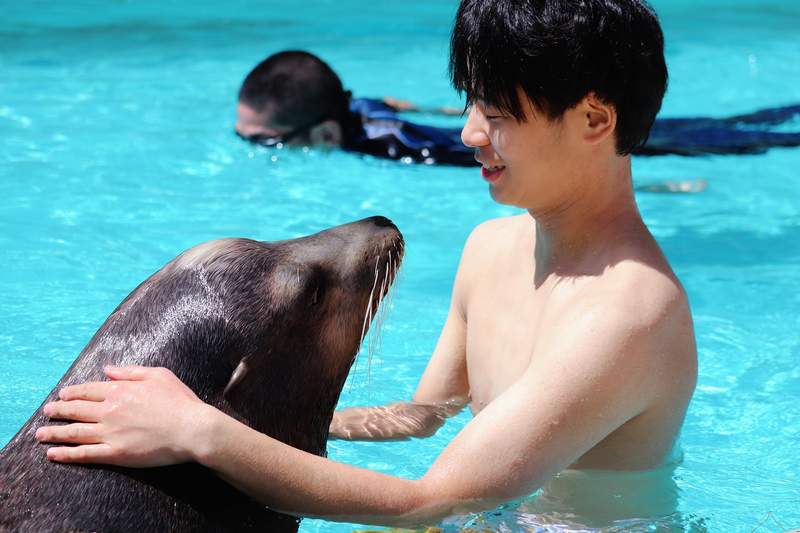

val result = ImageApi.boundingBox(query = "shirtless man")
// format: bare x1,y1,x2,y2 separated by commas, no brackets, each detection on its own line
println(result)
36,0,697,528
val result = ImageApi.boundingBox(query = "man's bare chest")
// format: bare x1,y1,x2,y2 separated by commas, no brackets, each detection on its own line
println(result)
463,272,554,413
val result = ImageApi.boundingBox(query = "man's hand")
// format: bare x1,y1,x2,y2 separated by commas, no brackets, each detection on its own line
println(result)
35,365,209,467
382,96,420,112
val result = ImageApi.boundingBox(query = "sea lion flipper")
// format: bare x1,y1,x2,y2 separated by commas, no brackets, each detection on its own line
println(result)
224,357,250,397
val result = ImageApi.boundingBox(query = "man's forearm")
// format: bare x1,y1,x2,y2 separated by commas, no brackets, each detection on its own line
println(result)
330,401,464,441
382,97,463,117
193,404,454,527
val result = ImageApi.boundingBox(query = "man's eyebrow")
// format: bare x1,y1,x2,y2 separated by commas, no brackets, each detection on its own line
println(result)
475,99,503,113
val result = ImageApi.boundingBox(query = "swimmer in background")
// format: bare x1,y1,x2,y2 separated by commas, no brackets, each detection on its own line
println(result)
235,50,476,167
236,50,800,193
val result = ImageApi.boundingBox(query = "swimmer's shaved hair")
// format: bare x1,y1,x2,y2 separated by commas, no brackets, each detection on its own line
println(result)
239,51,351,129
450,0,668,155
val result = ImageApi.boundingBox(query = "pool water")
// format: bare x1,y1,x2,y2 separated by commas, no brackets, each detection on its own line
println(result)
1,1,799,531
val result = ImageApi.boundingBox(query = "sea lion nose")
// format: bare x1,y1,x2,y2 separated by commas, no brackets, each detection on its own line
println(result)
366,216,397,230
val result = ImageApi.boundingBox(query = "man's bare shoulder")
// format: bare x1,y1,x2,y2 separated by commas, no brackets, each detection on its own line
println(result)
605,255,688,324
549,249,696,388
453,214,531,292
465,213,530,245
461,214,531,262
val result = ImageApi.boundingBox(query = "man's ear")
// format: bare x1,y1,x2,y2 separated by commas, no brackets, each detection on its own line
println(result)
579,93,617,146
309,120,343,146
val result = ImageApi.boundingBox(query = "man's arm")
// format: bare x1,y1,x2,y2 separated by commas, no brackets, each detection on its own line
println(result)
382,96,463,117
37,291,676,528
188,293,673,527
329,400,464,441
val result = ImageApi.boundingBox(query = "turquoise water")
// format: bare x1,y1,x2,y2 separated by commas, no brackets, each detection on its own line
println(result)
1,1,799,531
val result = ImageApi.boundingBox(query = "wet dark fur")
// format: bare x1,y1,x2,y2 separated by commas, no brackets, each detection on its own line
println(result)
0,218,402,533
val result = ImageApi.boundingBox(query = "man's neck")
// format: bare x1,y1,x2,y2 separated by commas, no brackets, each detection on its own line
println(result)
528,156,641,285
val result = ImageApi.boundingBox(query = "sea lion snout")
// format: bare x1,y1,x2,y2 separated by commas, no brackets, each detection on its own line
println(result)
271,217,403,315
280,216,403,267
265,216,404,368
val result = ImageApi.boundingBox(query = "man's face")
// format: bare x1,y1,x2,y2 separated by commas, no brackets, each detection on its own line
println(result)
460,91,583,210
235,102,293,145
235,101,342,148
236,102,314,146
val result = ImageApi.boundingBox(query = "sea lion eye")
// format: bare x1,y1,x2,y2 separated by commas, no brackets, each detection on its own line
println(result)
309,284,326,306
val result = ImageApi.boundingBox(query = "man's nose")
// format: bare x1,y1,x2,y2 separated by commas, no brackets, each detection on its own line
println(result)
460,106,490,148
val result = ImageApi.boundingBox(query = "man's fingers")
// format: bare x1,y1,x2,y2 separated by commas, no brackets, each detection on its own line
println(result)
43,400,106,422
46,444,116,464
36,423,100,445
59,381,112,401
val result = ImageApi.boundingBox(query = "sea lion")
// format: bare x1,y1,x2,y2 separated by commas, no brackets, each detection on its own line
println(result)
0,215,403,533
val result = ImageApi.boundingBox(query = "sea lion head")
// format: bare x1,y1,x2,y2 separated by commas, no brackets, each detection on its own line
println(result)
153,215,404,454
0,216,403,533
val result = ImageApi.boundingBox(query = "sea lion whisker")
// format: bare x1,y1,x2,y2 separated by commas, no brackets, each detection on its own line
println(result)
355,237,403,398
375,256,391,354
384,256,397,338
385,255,396,320
352,255,382,387
365,277,377,393
367,251,395,391
366,250,392,389
361,255,382,342
367,259,387,386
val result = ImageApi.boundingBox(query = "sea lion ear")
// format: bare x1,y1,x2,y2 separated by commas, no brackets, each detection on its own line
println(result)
224,357,250,397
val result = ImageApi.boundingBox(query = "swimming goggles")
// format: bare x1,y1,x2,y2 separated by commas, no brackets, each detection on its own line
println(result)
235,115,331,148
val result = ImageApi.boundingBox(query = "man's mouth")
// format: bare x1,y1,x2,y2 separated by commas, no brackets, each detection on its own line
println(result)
481,164,506,183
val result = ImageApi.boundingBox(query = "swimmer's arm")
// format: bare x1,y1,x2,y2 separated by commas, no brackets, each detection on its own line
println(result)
382,96,463,117
192,297,669,527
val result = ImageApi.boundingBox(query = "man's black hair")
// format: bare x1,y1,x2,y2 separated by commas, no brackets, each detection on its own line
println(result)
239,51,353,132
449,0,668,155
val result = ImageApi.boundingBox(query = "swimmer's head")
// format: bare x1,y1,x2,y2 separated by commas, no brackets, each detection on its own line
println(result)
236,51,354,147
449,0,668,156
